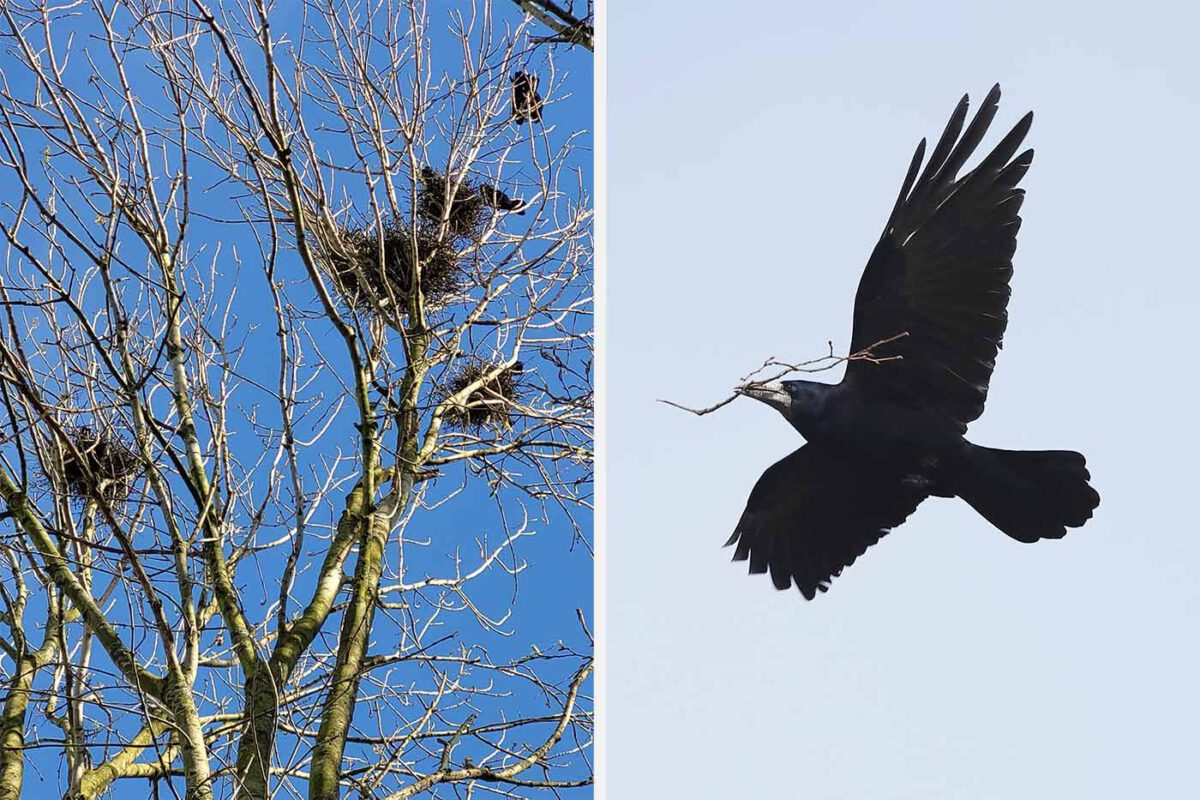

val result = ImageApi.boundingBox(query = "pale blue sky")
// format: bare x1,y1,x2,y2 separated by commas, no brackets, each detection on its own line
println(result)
608,1,1199,797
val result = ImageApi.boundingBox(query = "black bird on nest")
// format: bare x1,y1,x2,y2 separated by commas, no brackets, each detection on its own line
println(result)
728,84,1100,600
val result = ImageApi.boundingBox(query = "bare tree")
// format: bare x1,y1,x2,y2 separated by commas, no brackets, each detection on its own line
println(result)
0,2,593,799
508,1,593,50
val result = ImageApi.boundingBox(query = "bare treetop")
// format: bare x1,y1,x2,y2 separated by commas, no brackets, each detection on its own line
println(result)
0,2,592,799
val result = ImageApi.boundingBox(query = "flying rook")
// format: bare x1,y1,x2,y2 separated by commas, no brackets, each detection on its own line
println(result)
728,85,1100,600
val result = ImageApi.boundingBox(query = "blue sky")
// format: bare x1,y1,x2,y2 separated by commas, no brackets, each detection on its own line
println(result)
0,2,592,797
608,1,1199,797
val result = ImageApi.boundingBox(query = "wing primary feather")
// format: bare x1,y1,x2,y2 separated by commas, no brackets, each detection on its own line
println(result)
991,148,1035,190
932,84,1002,188
889,138,927,226
918,93,970,188
969,112,1034,183
769,537,792,590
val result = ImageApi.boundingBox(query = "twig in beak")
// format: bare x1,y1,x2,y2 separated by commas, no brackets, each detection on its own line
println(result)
657,333,908,417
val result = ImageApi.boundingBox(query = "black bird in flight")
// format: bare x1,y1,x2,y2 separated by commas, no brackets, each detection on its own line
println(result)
728,85,1100,600
511,71,544,124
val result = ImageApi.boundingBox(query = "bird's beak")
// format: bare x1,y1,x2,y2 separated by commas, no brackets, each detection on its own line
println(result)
736,380,790,415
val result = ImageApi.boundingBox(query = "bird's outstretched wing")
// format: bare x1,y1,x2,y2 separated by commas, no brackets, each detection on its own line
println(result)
727,444,928,599
845,84,1032,433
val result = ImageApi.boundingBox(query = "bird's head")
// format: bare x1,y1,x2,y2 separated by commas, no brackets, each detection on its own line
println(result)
736,380,792,415
736,379,830,429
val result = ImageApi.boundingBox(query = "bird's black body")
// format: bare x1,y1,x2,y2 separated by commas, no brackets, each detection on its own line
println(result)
728,86,1100,599
511,72,544,123
479,183,527,214
768,380,960,456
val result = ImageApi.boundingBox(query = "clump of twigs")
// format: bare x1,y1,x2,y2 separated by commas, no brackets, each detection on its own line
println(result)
442,360,525,431
60,425,141,502
332,216,463,312
417,167,487,241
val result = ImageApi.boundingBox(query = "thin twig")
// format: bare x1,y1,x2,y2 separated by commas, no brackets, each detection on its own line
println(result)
656,394,740,417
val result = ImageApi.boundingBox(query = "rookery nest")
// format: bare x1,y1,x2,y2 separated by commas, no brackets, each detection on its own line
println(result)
443,360,524,430
332,217,462,311
60,425,141,502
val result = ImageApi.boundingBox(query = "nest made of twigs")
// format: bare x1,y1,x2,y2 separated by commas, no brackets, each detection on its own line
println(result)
332,217,463,312
60,425,141,502
417,167,487,241
442,360,524,431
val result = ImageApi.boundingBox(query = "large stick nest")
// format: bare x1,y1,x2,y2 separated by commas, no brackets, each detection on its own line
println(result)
417,167,487,241
442,360,525,431
332,217,463,312
60,425,141,502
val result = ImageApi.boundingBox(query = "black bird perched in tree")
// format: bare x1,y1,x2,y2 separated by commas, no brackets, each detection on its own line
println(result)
511,71,544,124
479,183,527,214
728,85,1100,600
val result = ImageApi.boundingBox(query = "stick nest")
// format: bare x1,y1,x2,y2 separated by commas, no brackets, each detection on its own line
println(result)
417,167,487,241
442,360,525,431
60,425,141,502
333,217,463,311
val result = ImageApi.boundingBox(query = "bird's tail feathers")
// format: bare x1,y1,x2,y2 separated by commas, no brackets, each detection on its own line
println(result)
956,444,1099,543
